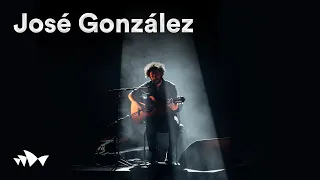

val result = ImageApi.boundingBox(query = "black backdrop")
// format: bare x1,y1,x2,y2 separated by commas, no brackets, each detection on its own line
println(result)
5,1,276,180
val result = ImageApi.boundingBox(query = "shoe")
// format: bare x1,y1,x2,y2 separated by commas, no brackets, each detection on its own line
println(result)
164,160,180,166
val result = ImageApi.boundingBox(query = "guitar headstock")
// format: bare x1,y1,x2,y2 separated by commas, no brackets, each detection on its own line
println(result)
173,96,185,103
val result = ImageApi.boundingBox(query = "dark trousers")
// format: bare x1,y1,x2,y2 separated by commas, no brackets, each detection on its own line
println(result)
146,116,180,161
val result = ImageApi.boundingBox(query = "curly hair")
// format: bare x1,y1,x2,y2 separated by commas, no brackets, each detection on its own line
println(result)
144,62,166,78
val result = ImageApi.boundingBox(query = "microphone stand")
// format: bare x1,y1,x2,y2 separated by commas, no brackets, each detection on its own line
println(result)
106,86,151,171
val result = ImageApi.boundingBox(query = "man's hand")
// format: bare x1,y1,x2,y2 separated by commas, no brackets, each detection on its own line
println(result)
168,98,179,111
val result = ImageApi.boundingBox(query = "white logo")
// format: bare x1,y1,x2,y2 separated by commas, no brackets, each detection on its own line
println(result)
13,150,49,167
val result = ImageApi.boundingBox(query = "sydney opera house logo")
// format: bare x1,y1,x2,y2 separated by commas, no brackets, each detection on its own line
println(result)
13,150,49,167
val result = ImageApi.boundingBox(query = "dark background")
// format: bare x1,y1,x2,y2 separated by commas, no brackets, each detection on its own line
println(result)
5,1,280,179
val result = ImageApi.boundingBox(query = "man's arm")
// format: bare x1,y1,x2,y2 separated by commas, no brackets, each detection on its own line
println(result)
128,89,143,110
128,81,149,109
128,91,137,103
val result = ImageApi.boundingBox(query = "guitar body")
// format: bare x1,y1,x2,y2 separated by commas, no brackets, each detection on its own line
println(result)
131,95,158,123
130,103,155,123
130,95,185,123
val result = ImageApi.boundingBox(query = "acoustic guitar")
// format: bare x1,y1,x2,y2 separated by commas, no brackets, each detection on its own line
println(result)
130,95,185,123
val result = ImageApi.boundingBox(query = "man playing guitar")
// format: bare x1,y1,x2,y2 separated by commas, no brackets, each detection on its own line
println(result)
128,62,184,164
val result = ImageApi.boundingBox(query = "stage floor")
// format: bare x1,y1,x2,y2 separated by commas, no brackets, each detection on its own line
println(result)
72,163,225,173
71,140,231,180
71,162,227,180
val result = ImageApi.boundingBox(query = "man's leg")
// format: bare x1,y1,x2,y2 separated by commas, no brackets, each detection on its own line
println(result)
146,124,159,163
167,116,180,163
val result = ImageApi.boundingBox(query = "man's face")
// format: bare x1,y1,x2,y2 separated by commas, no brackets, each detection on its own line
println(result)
149,70,162,84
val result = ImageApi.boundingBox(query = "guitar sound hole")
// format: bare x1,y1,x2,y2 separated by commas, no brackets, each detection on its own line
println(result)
143,106,154,112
